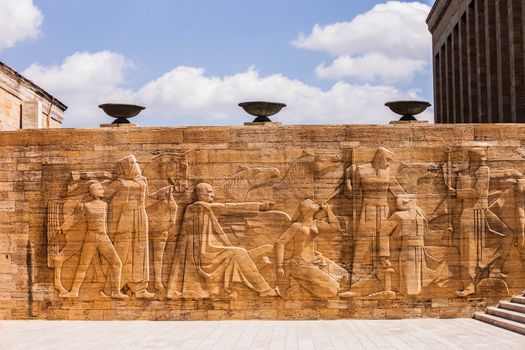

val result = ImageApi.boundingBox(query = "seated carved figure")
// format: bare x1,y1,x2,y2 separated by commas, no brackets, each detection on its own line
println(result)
275,199,350,298
166,183,280,299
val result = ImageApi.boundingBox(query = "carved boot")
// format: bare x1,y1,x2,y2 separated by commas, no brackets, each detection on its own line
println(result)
60,290,79,298
110,285,129,299
111,292,129,299
456,283,475,297
338,291,359,298
489,269,507,279
166,290,182,300
134,289,155,299
55,283,69,297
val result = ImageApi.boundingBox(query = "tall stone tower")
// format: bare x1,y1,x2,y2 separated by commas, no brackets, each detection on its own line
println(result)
427,0,525,123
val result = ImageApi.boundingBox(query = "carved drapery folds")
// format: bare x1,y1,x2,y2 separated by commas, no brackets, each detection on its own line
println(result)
46,146,525,301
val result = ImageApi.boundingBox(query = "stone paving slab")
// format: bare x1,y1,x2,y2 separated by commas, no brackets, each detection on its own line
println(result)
0,319,523,349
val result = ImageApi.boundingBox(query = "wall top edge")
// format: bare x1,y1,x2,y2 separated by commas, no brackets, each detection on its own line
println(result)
2,123,525,133
0,124,401,134
426,0,452,33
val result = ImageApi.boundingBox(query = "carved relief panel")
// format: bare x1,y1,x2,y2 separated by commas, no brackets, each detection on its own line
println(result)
42,145,525,303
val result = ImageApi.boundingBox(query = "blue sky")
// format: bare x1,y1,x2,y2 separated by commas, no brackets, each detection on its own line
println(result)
0,0,435,127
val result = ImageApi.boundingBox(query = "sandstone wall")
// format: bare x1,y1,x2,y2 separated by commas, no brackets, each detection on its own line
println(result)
0,123,524,320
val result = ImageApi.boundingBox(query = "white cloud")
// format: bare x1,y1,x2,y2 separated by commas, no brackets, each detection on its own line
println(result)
315,53,427,83
23,51,133,126
0,0,43,49
292,1,431,84
293,1,431,58
23,51,431,127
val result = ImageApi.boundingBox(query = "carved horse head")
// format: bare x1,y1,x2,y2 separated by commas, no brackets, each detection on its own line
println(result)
144,150,191,192
241,166,281,187
215,166,281,201
396,161,442,194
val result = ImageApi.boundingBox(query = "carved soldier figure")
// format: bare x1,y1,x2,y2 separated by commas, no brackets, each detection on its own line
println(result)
454,148,518,296
143,152,189,294
166,182,280,299
58,181,127,299
345,147,404,296
514,179,525,257
275,200,350,298
381,194,425,296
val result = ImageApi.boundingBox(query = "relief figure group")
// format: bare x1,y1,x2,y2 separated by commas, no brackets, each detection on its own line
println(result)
47,146,525,300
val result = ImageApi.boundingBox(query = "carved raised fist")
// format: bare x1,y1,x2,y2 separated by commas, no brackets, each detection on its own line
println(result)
260,201,275,211
517,178,525,192
158,185,174,199
379,256,392,268
502,178,517,185
174,181,188,193
277,267,285,280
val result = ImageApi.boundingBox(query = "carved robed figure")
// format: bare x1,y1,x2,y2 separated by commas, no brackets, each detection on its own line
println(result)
166,183,279,299
103,155,172,298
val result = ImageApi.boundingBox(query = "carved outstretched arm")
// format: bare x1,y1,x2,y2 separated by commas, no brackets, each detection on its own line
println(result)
211,202,269,215
102,180,119,200
275,225,297,279
146,185,174,207
491,168,523,179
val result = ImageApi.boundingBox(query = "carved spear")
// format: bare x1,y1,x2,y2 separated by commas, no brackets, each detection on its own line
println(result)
444,147,454,245
351,149,357,236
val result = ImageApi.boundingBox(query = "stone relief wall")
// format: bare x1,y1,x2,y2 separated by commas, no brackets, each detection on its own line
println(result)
1,124,525,320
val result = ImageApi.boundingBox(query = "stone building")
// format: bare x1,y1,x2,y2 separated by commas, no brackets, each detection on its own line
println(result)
427,0,525,123
0,61,67,131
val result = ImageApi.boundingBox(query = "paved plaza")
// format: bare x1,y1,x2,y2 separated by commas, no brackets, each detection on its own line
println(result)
0,318,523,349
